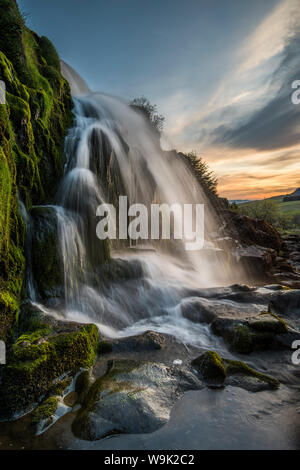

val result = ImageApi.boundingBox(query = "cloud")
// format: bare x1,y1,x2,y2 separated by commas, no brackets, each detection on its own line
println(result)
211,31,300,150
168,0,300,153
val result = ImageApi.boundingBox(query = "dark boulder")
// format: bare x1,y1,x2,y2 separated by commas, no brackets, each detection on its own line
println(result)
211,312,289,353
222,211,283,251
191,350,279,391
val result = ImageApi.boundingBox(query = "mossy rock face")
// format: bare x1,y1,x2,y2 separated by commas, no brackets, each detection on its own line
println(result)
0,306,99,420
31,396,58,426
224,359,279,391
75,370,93,403
30,206,64,299
191,350,280,391
0,1,73,337
211,312,289,354
191,351,226,385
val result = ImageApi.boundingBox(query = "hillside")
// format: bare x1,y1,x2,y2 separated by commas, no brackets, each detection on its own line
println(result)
236,192,300,232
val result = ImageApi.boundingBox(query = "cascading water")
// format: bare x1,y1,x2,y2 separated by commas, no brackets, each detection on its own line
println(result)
27,62,245,347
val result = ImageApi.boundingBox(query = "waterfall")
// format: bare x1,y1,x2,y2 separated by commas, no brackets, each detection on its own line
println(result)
26,63,244,346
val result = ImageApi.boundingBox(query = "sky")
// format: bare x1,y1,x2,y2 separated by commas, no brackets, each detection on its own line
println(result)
17,0,300,199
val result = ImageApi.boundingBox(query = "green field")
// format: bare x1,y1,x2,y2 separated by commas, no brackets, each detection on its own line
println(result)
241,195,300,215
237,195,300,235
269,196,300,217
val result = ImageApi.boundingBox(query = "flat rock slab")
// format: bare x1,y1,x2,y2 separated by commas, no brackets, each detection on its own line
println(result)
72,360,203,441
71,386,299,450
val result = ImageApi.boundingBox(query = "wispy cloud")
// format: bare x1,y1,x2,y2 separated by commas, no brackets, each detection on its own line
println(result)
162,0,300,198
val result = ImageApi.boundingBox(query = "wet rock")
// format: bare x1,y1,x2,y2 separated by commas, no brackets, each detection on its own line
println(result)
214,237,240,251
211,312,288,353
233,245,276,280
72,359,203,441
191,351,279,392
268,290,300,332
0,301,99,420
269,290,300,319
31,396,58,428
181,296,262,324
30,206,64,300
180,298,217,323
111,331,166,353
63,391,78,407
192,351,226,385
222,211,282,251
229,284,255,292
75,369,94,403
96,258,144,285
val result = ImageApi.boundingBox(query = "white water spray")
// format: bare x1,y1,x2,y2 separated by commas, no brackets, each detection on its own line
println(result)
27,62,244,346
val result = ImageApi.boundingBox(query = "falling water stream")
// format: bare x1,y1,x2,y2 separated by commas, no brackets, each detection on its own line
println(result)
27,62,245,348
5,62,299,451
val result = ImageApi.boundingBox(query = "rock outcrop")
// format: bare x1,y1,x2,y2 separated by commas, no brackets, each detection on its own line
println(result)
0,0,73,337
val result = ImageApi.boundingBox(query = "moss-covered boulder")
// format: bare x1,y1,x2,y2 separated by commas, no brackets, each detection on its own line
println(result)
211,312,288,354
0,0,73,337
0,303,99,420
72,359,203,441
31,396,58,427
191,351,226,385
192,351,279,391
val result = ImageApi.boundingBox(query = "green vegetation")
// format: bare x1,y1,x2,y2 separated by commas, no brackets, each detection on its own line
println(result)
192,350,279,389
72,359,144,438
31,396,58,426
130,98,219,205
224,358,279,389
191,350,226,383
233,196,300,235
211,312,288,354
0,0,73,337
179,151,218,202
0,322,99,418
130,96,165,134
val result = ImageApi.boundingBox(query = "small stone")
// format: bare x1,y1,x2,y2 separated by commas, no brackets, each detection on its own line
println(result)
173,359,183,366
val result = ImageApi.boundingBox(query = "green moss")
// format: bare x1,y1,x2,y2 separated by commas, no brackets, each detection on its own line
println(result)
37,36,60,70
191,350,280,390
75,370,91,397
254,311,288,334
0,290,19,339
191,351,227,383
0,2,73,337
211,312,288,354
224,359,280,390
31,396,58,425
72,360,144,437
50,377,72,396
231,325,255,354
0,323,99,418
